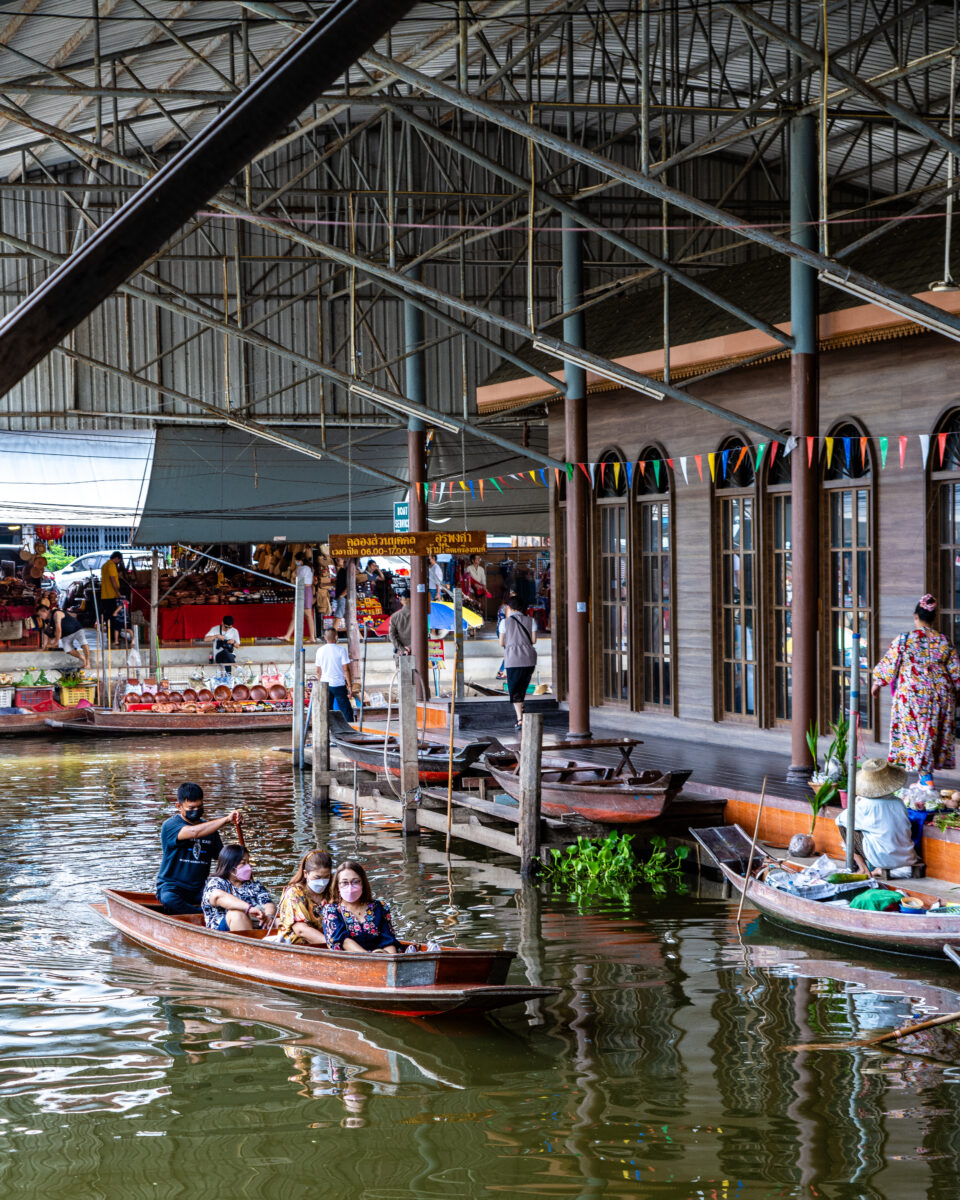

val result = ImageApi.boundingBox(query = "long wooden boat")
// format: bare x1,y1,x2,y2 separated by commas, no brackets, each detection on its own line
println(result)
694,824,960,959
46,706,292,737
93,889,558,1017
329,712,490,784
0,705,89,737
483,749,691,824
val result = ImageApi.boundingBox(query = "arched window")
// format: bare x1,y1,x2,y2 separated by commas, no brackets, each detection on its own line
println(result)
822,421,874,732
715,436,757,720
635,445,673,710
594,449,629,704
930,410,960,654
765,438,792,724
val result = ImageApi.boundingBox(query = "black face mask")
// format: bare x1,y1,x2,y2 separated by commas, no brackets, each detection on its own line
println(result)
182,808,203,823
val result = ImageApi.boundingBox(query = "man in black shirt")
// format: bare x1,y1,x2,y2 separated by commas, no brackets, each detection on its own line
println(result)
156,782,240,914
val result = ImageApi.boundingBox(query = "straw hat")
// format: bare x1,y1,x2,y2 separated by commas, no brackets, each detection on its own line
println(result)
855,757,907,798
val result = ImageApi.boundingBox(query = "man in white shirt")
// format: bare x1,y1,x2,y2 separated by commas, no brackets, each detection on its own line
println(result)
428,554,444,600
204,614,240,676
315,628,355,720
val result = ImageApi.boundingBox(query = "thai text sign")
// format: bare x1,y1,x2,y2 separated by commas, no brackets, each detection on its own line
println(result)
329,530,487,557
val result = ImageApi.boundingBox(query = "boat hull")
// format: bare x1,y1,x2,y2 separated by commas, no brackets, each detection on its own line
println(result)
95,889,557,1016
719,861,960,959
0,707,88,737
484,754,690,824
329,714,489,784
47,708,292,736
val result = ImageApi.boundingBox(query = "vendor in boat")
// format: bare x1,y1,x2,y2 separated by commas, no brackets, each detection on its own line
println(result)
156,783,242,914
201,844,275,932
275,849,333,945
322,860,399,954
835,758,920,877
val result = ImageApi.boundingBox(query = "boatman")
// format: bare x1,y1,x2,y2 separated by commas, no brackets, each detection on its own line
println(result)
156,782,241,914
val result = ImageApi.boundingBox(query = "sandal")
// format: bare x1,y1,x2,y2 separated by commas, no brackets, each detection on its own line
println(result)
496,671,506,680
514,720,522,730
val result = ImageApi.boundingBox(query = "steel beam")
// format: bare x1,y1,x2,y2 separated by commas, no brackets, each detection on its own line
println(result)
0,0,418,400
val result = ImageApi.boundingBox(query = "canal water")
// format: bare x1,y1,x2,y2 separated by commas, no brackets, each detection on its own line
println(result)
2,737,960,1199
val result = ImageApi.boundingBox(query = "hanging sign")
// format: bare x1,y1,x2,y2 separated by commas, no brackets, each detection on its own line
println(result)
329,530,487,557
393,502,410,533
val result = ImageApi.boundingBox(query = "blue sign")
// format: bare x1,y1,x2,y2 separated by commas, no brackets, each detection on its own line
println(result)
393,502,410,533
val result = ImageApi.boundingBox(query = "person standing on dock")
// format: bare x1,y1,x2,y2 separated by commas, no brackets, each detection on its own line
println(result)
499,592,537,730
316,628,355,720
156,783,241,914
389,590,412,658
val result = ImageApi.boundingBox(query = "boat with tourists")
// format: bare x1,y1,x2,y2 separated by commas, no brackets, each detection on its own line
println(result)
694,824,960,958
483,744,691,825
328,711,491,784
93,888,558,1017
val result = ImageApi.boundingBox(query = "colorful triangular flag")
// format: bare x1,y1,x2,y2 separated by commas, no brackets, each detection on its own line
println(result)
755,443,766,471
679,456,689,484
566,463,574,481
825,436,834,469
807,436,815,468
695,454,703,482
626,461,634,488
479,479,484,501
939,431,948,465
492,476,503,493
770,441,778,465
653,459,661,487
879,436,888,468
468,481,475,499
842,436,851,468
708,452,716,482
899,435,908,469
579,462,591,482
612,461,620,488
538,468,547,486
721,449,730,479
734,446,747,473
859,436,868,465
919,434,930,469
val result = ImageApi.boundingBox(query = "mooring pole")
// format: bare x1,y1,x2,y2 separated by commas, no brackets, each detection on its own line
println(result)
453,586,465,701
518,712,543,876
786,112,820,782
405,282,430,699
562,222,591,738
292,577,305,769
398,653,420,836
148,548,159,678
845,628,860,872
312,680,331,808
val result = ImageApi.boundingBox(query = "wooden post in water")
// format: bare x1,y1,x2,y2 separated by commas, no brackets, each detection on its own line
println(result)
148,548,159,676
398,653,420,837
453,587,465,701
312,681,330,808
518,712,543,877
292,577,305,769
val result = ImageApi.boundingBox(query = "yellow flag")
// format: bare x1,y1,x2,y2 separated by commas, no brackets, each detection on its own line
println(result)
825,436,834,468
613,461,620,487
708,451,717,482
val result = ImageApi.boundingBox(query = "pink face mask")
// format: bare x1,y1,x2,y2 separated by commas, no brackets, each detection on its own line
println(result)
340,880,362,898
234,863,253,882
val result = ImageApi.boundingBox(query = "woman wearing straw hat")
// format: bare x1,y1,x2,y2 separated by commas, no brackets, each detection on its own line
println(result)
871,593,960,786
835,759,919,877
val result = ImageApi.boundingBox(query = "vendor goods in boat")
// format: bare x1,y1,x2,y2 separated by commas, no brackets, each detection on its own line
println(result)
483,749,691,825
182,688,198,702
329,712,490,784
93,889,557,1017
250,685,268,702
232,684,251,701
0,706,88,737
692,824,960,958
213,684,232,701
269,684,289,702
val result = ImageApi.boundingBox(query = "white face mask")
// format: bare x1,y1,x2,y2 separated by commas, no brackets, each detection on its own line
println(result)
307,877,330,894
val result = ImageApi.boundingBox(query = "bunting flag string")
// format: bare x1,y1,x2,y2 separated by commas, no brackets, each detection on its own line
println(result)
708,451,717,482
879,436,888,468
695,454,703,481
940,431,948,465
899,435,908,469
680,456,689,484
824,436,834,469
920,434,930,470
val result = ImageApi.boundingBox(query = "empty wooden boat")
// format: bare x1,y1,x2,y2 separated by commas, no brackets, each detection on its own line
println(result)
93,889,558,1017
693,824,960,959
484,749,691,824
0,705,89,737
45,707,292,737
329,712,490,784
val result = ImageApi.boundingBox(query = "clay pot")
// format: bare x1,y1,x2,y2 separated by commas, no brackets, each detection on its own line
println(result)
788,833,816,858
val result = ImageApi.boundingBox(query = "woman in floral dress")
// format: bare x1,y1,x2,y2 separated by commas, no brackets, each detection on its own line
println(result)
276,848,332,945
322,860,399,954
871,593,960,783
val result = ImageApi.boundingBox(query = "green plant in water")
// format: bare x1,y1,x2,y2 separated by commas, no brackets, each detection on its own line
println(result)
541,831,689,906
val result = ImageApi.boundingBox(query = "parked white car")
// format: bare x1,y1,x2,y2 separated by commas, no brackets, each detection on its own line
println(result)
53,549,154,594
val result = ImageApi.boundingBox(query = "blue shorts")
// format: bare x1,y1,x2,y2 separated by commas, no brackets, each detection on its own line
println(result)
208,911,230,932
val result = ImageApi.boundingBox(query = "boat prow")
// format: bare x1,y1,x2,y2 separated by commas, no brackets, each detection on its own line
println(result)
94,889,558,1017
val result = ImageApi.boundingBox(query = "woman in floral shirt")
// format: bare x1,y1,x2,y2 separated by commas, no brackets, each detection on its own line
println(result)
872,593,960,783
201,844,275,931
322,860,399,954
276,849,332,945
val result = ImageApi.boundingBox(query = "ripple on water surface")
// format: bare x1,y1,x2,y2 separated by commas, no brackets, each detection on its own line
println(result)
1,736,960,1198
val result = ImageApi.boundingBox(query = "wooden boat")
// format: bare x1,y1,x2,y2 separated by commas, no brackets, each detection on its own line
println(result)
328,712,490,784
483,749,691,824
45,706,292,737
693,824,960,959
0,705,89,737
93,889,559,1017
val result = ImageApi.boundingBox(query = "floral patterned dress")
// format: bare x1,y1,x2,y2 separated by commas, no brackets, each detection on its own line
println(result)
872,627,960,773
276,883,327,945
321,900,399,952
201,875,273,930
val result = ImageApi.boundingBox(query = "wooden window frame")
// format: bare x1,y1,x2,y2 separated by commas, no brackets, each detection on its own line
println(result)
762,438,792,729
592,448,630,707
632,444,676,714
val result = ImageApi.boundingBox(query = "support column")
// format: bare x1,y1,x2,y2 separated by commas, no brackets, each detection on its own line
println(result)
562,223,591,738
405,287,430,699
787,113,820,781
148,548,159,677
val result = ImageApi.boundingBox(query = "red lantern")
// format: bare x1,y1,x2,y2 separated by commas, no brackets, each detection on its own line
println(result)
34,525,65,541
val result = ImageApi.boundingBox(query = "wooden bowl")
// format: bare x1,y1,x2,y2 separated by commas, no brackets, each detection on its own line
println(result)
213,684,232,701
250,685,268,702
168,691,183,702
155,692,172,704
197,688,214,702
182,688,198,702
268,684,288,702
232,684,250,701
124,692,142,705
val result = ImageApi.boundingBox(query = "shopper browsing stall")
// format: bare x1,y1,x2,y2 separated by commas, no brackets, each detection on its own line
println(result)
204,614,240,676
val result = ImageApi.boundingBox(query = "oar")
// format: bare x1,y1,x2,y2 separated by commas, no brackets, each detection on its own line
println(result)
233,813,246,847
735,775,768,932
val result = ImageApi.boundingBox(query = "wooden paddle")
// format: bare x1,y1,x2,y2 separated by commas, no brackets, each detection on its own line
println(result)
233,813,245,847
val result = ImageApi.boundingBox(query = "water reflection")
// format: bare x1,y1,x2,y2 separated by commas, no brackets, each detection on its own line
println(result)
2,736,960,1195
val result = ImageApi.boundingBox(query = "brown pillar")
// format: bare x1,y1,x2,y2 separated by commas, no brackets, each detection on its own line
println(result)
407,426,430,699
563,223,591,738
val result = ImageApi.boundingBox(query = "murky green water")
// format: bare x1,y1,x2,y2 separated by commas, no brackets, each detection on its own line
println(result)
2,737,960,1198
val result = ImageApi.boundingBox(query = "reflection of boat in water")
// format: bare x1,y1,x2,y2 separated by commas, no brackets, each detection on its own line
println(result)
94,889,558,1017
695,824,960,958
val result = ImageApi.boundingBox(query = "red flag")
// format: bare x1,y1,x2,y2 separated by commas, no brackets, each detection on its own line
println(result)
599,461,606,486
430,481,437,502
667,458,674,470
807,436,815,467
579,462,591,481
498,475,508,487
899,435,908,468
939,431,948,465
694,454,703,481
770,441,779,465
